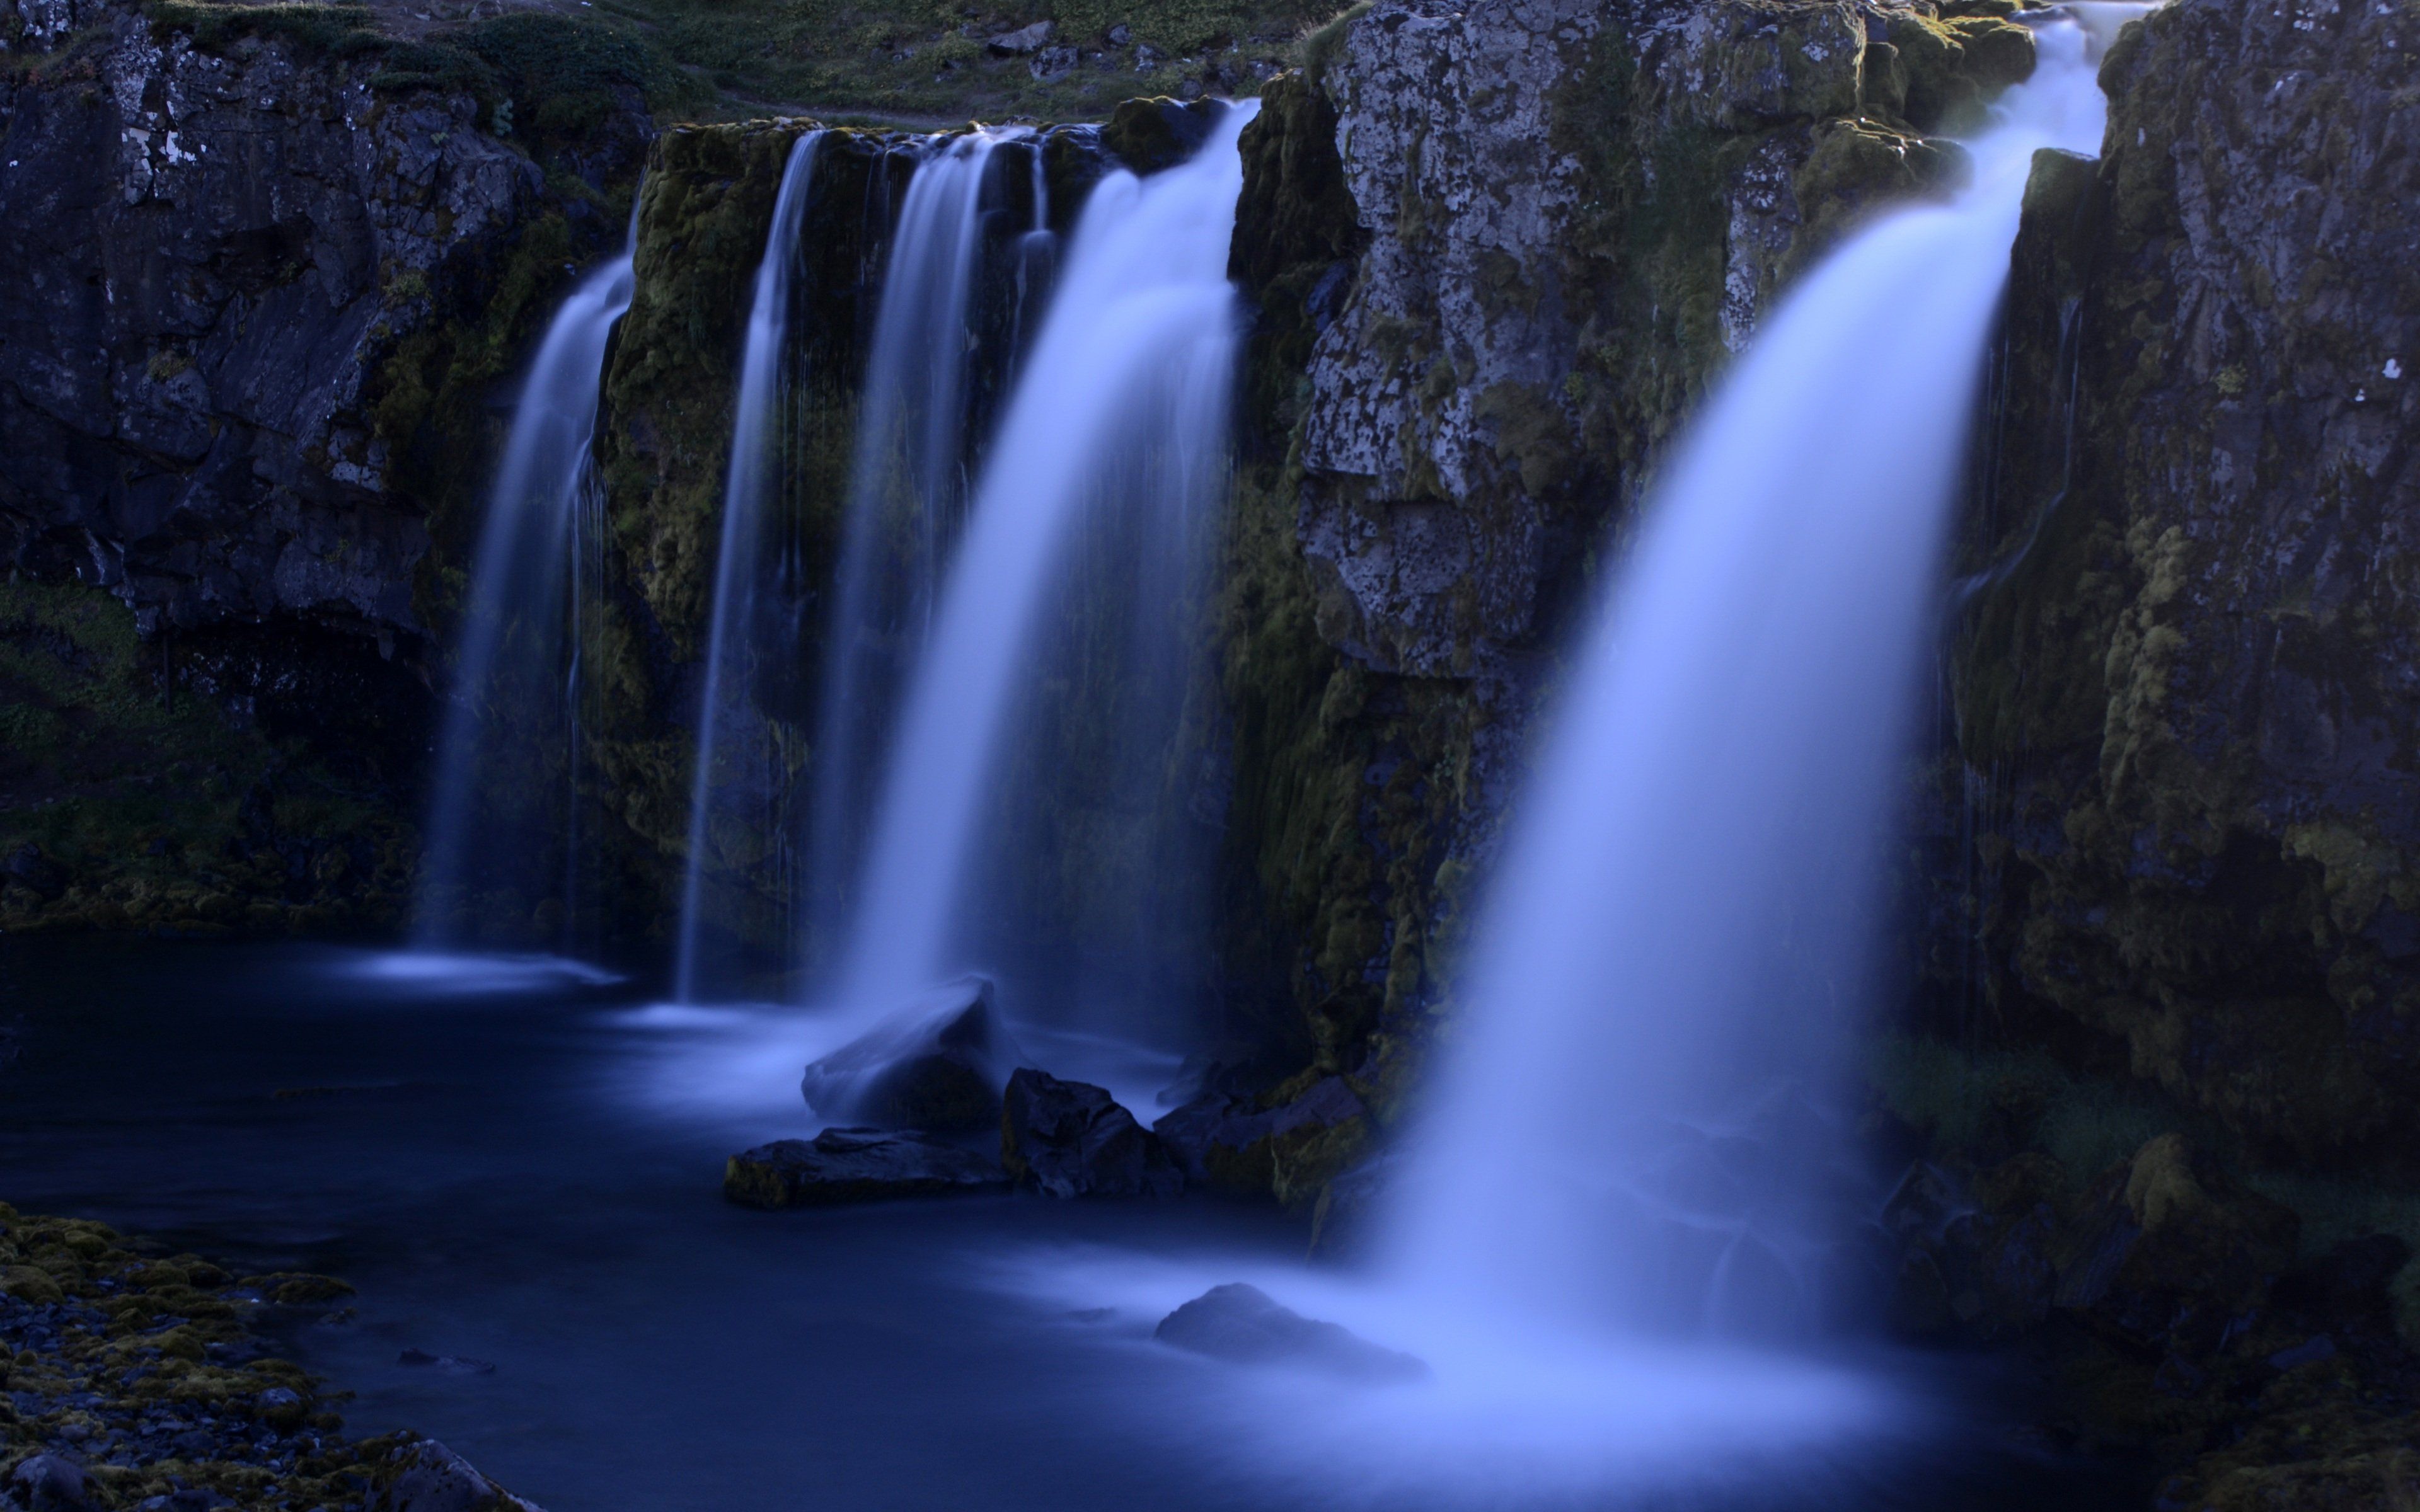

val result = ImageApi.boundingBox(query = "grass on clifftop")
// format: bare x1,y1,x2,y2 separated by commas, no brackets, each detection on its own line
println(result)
596,0,1340,122
136,0,1364,125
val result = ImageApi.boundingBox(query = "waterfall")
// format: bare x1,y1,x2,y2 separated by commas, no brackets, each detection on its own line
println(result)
672,130,826,1002
805,128,1026,976
1380,18,2116,1345
415,221,637,948
831,103,1255,1019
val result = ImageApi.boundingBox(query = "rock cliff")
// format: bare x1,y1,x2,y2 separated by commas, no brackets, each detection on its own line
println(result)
1933,0,2420,1166
0,0,648,932
1210,0,2005,1119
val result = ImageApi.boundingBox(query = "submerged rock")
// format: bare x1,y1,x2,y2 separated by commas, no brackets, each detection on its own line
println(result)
398,1349,497,1375
1000,1069,1182,1198
3,844,69,903
723,1128,1009,1208
798,976,1022,1133
1154,1283,1427,1383
372,1438,544,1512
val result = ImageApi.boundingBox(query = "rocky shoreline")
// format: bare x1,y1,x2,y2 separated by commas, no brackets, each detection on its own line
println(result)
0,1203,537,1512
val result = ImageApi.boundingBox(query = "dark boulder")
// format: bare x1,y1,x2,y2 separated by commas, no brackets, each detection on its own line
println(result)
8,1454,91,1510
724,1128,1008,1208
2051,1135,2299,1333
4,844,69,902
398,1349,497,1375
1000,1069,1181,1198
1100,96,1228,175
1154,1283,1427,1383
371,1439,544,1512
798,976,1022,1133
1153,1075,1366,1199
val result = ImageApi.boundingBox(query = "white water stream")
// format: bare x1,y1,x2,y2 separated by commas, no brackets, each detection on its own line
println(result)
415,220,636,947
672,131,826,1000
807,129,1026,975
831,104,1255,1019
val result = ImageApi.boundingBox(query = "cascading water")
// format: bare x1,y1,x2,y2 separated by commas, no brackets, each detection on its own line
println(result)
672,130,826,1002
415,221,637,949
830,104,1255,1024
962,19,2147,1504
805,128,1027,973
1377,11,2123,1356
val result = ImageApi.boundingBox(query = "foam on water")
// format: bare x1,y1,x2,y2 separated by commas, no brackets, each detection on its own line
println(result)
344,951,626,994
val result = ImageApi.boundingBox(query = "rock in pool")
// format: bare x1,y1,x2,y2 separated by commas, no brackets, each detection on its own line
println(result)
398,1348,497,1375
1154,1283,1428,1383
1001,1067,1182,1198
725,1128,1009,1208
1153,1075,1366,1197
372,1438,545,1512
799,975,1022,1133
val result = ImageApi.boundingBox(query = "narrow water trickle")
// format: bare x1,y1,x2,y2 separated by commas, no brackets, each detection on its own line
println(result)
673,130,826,1002
830,103,1255,1024
1376,13,2123,1356
415,219,637,949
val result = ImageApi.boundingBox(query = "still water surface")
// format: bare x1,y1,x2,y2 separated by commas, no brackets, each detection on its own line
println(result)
0,938,2138,1511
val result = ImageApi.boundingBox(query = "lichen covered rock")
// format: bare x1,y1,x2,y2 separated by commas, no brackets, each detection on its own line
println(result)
1931,0,2420,1162
1208,0,1988,1174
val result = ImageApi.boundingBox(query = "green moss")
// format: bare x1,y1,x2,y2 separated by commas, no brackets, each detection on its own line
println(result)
1293,0,1366,83
140,0,383,57
0,583,410,936
1885,9,2036,133
1872,1034,2177,1188
1100,94,1226,173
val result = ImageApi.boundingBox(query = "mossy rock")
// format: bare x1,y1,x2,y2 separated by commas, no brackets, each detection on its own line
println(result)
1100,95,1228,175
1886,9,2036,131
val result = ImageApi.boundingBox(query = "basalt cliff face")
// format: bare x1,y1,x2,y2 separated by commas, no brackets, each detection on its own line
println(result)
0,0,647,932
1906,0,2420,1494
1930,0,2420,1166
1209,0,2008,1135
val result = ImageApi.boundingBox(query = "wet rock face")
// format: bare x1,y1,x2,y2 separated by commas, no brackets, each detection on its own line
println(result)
1153,1074,1366,1203
1880,1134,2420,1502
0,0,646,935
998,1069,1181,1198
0,0,582,641
798,976,1022,1133
1292,0,1976,679
1210,3,1973,1143
1934,0,2420,1160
